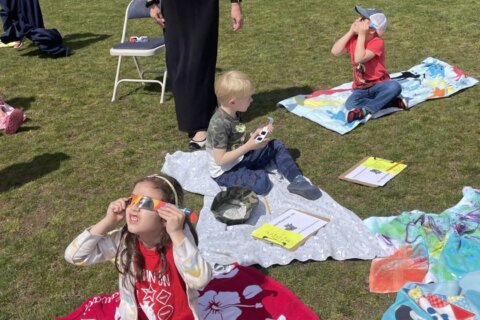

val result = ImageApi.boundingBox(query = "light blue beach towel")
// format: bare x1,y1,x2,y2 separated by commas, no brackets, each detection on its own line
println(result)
277,57,478,134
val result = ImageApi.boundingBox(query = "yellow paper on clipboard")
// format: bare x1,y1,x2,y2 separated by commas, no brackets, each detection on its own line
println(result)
251,208,330,251
339,157,407,187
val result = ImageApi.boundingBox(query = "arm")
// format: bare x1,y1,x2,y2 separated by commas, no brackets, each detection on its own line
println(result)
212,127,268,166
64,228,123,266
158,204,212,289
231,2,244,31
331,19,359,56
331,30,354,56
212,144,248,166
173,225,212,290
64,198,129,266
353,20,375,64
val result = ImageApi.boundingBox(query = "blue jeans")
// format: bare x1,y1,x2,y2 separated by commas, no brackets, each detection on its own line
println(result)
213,139,301,195
345,80,402,114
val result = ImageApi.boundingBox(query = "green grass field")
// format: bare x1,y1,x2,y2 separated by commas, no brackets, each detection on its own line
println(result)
0,0,479,318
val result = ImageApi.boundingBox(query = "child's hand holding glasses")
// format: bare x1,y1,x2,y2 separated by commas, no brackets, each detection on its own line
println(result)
105,197,130,224
157,204,186,245
90,197,129,236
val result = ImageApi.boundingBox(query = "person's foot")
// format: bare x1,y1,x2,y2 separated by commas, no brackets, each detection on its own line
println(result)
287,175,322,200
396,97,408,110
345,108,366,123
192,131,207,141
4,109,24,134
189,131,207,149
13,40,23,49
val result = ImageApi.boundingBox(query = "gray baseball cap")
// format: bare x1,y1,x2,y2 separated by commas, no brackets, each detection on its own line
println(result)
355,5,387,36
211,187,259,225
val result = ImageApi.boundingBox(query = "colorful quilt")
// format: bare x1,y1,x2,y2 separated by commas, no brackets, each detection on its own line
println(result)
277,57,479,134
364,187,480,293
56,264,320,320
382,271,480,320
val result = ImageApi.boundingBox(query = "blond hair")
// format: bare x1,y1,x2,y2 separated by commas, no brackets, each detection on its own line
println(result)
215,71,255,106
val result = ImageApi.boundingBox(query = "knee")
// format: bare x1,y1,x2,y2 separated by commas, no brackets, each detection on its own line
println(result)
389,81,402,96
251,174,272,195
345,93,361,110
269,139,286,151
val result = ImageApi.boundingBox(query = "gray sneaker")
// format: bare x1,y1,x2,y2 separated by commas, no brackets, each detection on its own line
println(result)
287,175,322,200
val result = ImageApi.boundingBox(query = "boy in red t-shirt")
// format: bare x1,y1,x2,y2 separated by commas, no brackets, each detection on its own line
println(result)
331,5,405,123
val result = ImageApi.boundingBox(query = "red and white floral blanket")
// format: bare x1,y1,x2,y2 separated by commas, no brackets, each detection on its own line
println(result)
56,264,319,320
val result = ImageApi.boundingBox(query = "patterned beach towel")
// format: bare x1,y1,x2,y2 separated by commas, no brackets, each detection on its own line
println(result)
382,271,480,320
277,57,478,134
364,187,480,293
56,264,320,320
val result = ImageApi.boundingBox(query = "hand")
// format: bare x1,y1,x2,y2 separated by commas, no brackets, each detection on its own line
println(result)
231,3,244,31
149,4,165,27
357,19,370,36
244,127,269,151
105,197,129,225
157,204,185,236
349,18,361,34
89,197,129,236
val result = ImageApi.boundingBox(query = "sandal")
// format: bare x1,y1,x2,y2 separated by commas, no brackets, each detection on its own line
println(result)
189,137,207,150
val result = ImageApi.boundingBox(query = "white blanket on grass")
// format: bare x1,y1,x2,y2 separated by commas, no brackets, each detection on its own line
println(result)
162,151,386,267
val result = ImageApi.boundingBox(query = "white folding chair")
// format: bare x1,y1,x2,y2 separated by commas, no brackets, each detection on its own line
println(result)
110,0,167,103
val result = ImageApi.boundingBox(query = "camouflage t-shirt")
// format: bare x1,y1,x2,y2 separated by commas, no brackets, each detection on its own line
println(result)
206,108,248,177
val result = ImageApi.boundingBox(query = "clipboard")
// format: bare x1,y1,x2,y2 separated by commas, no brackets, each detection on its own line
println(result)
339,156,407,187
251,208,330,251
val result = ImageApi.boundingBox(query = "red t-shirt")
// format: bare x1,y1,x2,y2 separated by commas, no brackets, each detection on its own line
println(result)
135,242,194,320
346,36,390,89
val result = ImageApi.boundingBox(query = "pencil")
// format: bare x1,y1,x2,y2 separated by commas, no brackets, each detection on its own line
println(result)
263,196,272,215
386,160,404,172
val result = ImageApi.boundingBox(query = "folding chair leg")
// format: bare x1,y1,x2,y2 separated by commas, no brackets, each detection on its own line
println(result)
112,56,123,102
160,69,167,104
132,57,145,85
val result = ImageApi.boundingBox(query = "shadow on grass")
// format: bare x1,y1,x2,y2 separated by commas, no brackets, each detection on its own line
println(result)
115,84,174,103
16,125,41,133
7,96,36,111
243,86,313,122
287,148,301,161
63,32,111,50
0,152,70,193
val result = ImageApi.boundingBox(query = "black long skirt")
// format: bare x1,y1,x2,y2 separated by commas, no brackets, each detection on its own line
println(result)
0,0,44,43
162,0,219,134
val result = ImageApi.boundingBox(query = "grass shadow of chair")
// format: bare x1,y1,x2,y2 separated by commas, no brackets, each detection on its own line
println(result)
63,32,111,50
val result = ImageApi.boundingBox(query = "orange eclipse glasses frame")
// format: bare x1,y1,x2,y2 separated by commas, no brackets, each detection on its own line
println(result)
128,194,167,211
127,194,196,221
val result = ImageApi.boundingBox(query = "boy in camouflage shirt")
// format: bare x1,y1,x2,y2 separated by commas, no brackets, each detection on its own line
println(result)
205,71,322,200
